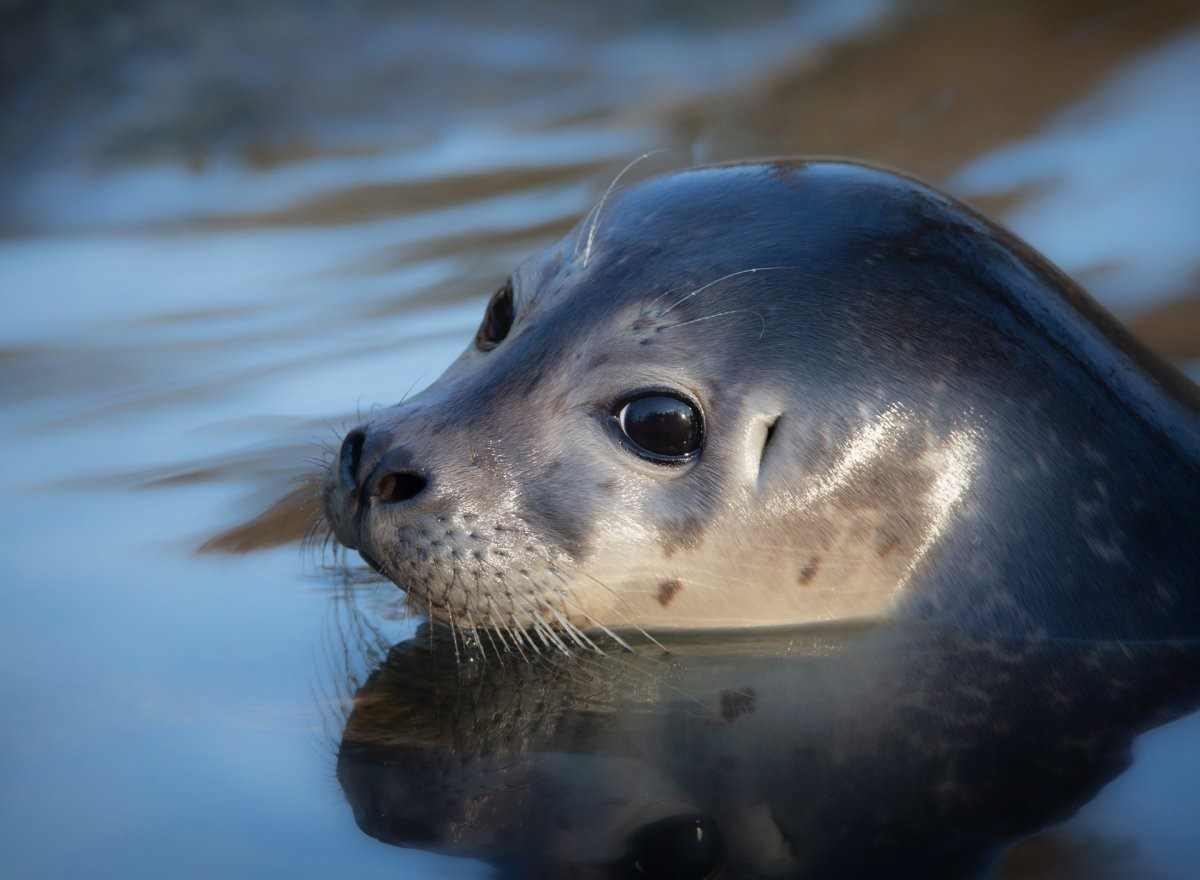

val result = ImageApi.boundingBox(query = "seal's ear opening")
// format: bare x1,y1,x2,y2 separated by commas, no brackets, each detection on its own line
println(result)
760,415,781,466
476,279,515,351
745,412,783,484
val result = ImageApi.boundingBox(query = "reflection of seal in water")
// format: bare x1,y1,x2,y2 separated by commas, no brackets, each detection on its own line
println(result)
323,159,1200,638
335,624,1200,878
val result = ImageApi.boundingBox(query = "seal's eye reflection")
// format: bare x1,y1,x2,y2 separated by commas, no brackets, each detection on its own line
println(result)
475,280,515,351
614,392,704,463
613,815,723,879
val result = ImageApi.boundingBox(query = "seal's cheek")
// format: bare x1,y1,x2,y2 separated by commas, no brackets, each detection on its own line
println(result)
516,454,599,561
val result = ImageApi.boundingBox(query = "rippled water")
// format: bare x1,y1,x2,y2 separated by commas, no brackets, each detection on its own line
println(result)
2,2,1199,877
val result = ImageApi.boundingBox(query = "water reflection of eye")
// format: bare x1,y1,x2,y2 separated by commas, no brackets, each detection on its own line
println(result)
609,814,723,879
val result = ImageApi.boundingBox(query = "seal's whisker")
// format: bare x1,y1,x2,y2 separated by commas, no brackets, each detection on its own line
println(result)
511,613,543,655
551,585,639,653
505,592,544,656
534,648,611,691
476,557,549,660
463,608,489,666
470,556,614,657
553,566,670,653
548,605,601,653
302,522,335,568
644,282,690,312
397,372,428,408
582,150,669,268
572,200,603,259
320,417,346,445
524,558,648,653
532,604,572,654
479,616,507,665
532,612,572,655
572,637,717,709
445,603,464,666
560,609,605,655
325,531,342,567
425,594,437,654
310,431,339,455
661,266,799,314
494,603,532,662
509,548,664,652
569,646,711,712
666,308,766,340
525,616,553,652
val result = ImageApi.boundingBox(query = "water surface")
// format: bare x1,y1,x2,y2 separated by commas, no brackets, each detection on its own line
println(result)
2,2,1199,877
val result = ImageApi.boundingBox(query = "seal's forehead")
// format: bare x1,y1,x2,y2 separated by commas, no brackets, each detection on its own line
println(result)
515,160,974,310
595,160,958,248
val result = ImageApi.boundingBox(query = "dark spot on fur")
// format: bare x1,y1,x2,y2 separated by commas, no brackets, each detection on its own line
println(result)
519,365,545,398
660,515,707,557
877,530,902,558
719,688,757,723
797,557,820,586
597,478,619,492
587,351,613,370
516,488,592,560
657,578,684,606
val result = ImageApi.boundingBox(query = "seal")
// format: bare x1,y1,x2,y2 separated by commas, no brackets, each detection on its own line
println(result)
323,159,1200,639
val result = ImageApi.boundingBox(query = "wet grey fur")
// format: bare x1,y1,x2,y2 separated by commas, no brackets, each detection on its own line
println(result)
324,160,1200,640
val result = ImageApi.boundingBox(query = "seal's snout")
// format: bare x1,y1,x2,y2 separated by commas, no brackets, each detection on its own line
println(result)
325,424,431,553
341,426,430,504
338,428,366,493
368,468,428,504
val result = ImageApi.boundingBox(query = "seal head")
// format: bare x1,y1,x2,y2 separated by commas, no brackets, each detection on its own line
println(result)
324,160,1200,638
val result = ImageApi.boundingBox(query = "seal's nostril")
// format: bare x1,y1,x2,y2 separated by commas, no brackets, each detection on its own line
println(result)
341,430,366,489
374,471,427,504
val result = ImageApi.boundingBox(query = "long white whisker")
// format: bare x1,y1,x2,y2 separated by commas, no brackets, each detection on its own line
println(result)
463,607,489,667
667,309,766,340
547,565,669,654
495,599,531,662
661,266,798,314
548,605,601,653
445,604,463,666
552,584,639,653
508,592,545,655
583,150,669,268
532,609,572,654
573,200,603,259
480,621,505,666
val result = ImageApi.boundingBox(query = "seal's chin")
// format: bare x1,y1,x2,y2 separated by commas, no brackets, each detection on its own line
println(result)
358,549,387,576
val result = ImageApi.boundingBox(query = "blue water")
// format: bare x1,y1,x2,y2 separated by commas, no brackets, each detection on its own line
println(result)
2,2,1198,876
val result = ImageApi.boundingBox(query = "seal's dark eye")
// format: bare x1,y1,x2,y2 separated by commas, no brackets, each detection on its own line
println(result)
617,815,722,879
614,392,703,462
476,280,514,351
